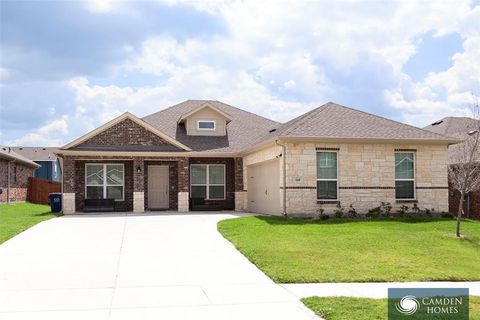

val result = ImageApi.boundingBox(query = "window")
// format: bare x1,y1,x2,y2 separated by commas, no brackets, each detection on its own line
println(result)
395,152,415,199
85,164,124,201
190,164,225,200
197,120,216,130
316,151,338,200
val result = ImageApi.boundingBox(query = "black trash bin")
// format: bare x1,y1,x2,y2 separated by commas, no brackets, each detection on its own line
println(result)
49,193,62,213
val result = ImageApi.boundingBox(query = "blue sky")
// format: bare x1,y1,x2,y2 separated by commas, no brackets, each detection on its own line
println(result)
0,0,479,146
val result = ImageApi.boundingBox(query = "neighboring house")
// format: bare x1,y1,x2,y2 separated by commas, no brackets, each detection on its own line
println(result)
424,117,480,219
0,147,40,203
56,100,458,215
11,147,62,182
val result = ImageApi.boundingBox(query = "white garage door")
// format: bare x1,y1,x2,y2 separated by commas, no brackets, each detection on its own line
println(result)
247,159,281,215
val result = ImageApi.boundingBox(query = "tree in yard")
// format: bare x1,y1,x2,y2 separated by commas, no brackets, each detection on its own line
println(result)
448,96,480,237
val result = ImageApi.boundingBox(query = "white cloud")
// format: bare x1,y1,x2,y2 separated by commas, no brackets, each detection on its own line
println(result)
6,116,69,147
7,0,480,144
84,0,127,13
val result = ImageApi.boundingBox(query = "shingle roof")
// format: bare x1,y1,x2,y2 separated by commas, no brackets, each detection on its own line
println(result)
424,117,480,163
0,147,40,167
267,102,456,142
10,147,58,161
423,117,480,139
143,100,280,152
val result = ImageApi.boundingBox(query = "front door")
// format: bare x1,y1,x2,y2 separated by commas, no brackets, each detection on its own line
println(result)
148,166,169,209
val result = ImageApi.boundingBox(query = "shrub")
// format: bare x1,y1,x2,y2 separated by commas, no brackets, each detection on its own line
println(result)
380,202,392,217
441,212,454,219
366,206,382,218
412,203,423,214
397,205,409,216
347,204,358,218
316,208,329,220
334,203,344,218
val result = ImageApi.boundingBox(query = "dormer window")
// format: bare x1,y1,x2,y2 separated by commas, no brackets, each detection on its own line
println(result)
197,120,216,131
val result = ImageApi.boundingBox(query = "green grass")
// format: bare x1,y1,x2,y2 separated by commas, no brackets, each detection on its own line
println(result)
217,216,480,282
0,202,57,244
301,296,480,320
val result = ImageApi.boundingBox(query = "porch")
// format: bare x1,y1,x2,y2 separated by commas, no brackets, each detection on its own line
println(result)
61,156,246,214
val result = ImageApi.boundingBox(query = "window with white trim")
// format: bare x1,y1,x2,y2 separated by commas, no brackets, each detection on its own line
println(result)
197,120,216,130
395,152,415,200
190,164,225,200
316,151,338,200
85,164,124,201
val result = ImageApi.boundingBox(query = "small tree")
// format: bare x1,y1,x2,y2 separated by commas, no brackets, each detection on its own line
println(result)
449,96,480,237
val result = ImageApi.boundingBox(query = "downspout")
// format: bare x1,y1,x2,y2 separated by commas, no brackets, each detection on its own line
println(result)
275,140,287,216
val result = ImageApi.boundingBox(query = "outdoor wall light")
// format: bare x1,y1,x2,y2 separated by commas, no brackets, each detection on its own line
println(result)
137,166,142,173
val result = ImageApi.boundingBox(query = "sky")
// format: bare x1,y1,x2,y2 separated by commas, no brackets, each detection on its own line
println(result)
0,0,479,147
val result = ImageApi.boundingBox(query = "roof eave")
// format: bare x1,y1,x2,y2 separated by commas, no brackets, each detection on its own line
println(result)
278,136,461,144
54,150,238,158
0,153,41,168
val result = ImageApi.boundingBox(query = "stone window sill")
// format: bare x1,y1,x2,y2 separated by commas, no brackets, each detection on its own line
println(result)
395,199,418,203
317,200,340,205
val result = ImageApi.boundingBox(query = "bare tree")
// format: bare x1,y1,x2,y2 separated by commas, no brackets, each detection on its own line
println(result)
448,96,480,237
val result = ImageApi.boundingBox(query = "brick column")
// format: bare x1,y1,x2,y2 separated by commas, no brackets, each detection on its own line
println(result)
61,157,76,214
133,157,145,212
177,157,189,212
234,157,246,211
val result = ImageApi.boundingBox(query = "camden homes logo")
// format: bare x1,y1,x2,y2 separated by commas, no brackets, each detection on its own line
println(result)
388,288,469,319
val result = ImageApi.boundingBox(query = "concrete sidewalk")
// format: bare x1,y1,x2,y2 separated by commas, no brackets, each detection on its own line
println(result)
0,213,317,320
282,282,480,299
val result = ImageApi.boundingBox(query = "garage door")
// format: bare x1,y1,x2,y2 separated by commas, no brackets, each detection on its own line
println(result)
247,159,281,215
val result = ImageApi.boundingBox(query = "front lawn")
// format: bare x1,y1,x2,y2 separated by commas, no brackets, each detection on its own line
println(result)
301,296,480,320
0,202,57,244
217,216,480,282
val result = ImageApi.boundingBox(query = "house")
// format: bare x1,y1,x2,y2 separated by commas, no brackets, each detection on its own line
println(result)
56,100,458,215
424,117,480,219
0,147,40,203
11,147,62,182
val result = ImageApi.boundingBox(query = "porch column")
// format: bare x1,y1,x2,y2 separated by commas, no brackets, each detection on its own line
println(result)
177,157,189,212
62,157,76,214
133,157,145,212
234,157,246,211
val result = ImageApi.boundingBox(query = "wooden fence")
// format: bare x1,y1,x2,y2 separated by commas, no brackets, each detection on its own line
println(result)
27,177,61,205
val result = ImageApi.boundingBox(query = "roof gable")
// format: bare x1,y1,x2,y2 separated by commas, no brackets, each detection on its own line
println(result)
177,102,233,124
61,113,191,151
143,100,280,152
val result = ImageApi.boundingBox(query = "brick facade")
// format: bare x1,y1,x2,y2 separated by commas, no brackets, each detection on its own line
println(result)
0,159,35,203
74,118,177,149
189,157,235,210
72,159,134,211
62,155,239,212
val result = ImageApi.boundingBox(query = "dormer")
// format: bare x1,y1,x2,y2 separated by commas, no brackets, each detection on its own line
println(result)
178,103,233,136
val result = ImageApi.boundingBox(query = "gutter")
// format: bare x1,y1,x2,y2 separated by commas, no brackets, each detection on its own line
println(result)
275,140,287,216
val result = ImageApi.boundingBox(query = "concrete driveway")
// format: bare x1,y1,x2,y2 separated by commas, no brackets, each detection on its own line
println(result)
0,213,316,320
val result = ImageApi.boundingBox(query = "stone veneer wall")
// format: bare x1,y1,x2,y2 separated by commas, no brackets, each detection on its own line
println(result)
284,142,449,214
0,159,35,203
242,142,449,215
